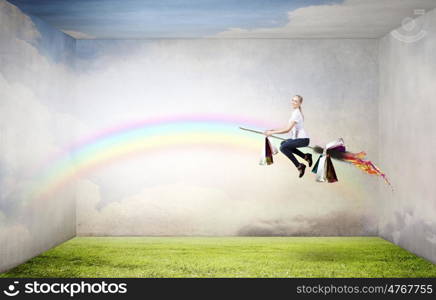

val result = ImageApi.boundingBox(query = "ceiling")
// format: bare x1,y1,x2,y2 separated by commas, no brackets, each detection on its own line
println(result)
7,0,436,39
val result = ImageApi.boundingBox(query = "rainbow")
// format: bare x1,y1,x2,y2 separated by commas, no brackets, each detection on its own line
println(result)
25,114,277,201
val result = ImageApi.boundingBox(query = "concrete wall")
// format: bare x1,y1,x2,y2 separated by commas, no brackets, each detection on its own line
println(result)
74,39,380,236
378,8,436,263
0,0,78,272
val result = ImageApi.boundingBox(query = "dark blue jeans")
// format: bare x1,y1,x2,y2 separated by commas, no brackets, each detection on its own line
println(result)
280,138,310,168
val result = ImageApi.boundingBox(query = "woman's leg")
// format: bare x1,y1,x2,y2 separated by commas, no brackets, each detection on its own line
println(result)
292,139,310,158
280,138,309,168
292,147,306,159
280,142,300,168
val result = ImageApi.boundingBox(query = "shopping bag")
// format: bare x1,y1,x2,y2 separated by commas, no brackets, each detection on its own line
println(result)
315,155,328,182
259,137,278,165
325,155,338,183
311,154,322,174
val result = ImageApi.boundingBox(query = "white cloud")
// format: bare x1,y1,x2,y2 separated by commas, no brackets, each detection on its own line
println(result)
0,0,40,41
214,0,436,38
76,180,250,236
76,176,376,236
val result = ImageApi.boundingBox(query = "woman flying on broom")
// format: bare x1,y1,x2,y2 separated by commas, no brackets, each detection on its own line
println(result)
263,95,312,178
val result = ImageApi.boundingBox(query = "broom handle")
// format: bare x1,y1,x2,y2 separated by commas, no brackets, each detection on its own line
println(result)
239,127,286,141
239,126,314,149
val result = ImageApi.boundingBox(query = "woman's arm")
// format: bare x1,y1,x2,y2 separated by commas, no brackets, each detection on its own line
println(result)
264,121,295,136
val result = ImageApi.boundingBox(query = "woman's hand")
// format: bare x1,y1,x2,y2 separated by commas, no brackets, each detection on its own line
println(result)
263,130,273,136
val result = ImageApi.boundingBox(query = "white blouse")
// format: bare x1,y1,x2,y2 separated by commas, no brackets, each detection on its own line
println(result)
288,109,309,139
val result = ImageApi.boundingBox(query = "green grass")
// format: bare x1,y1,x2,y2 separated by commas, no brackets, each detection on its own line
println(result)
2,237,436,278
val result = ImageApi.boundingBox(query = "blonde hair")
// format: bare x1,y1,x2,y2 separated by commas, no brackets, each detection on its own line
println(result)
294,95,304,120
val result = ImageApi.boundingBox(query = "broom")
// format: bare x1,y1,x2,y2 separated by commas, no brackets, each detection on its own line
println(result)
239,126,392,187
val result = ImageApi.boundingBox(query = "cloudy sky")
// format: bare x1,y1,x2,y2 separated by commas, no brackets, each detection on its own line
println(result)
8,0,338,38
8,0,436,39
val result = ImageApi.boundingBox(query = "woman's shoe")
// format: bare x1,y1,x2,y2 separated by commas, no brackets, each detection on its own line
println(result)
297,164,306,178
304,153,313,167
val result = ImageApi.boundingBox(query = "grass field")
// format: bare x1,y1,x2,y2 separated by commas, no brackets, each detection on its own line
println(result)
2,237,436,278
